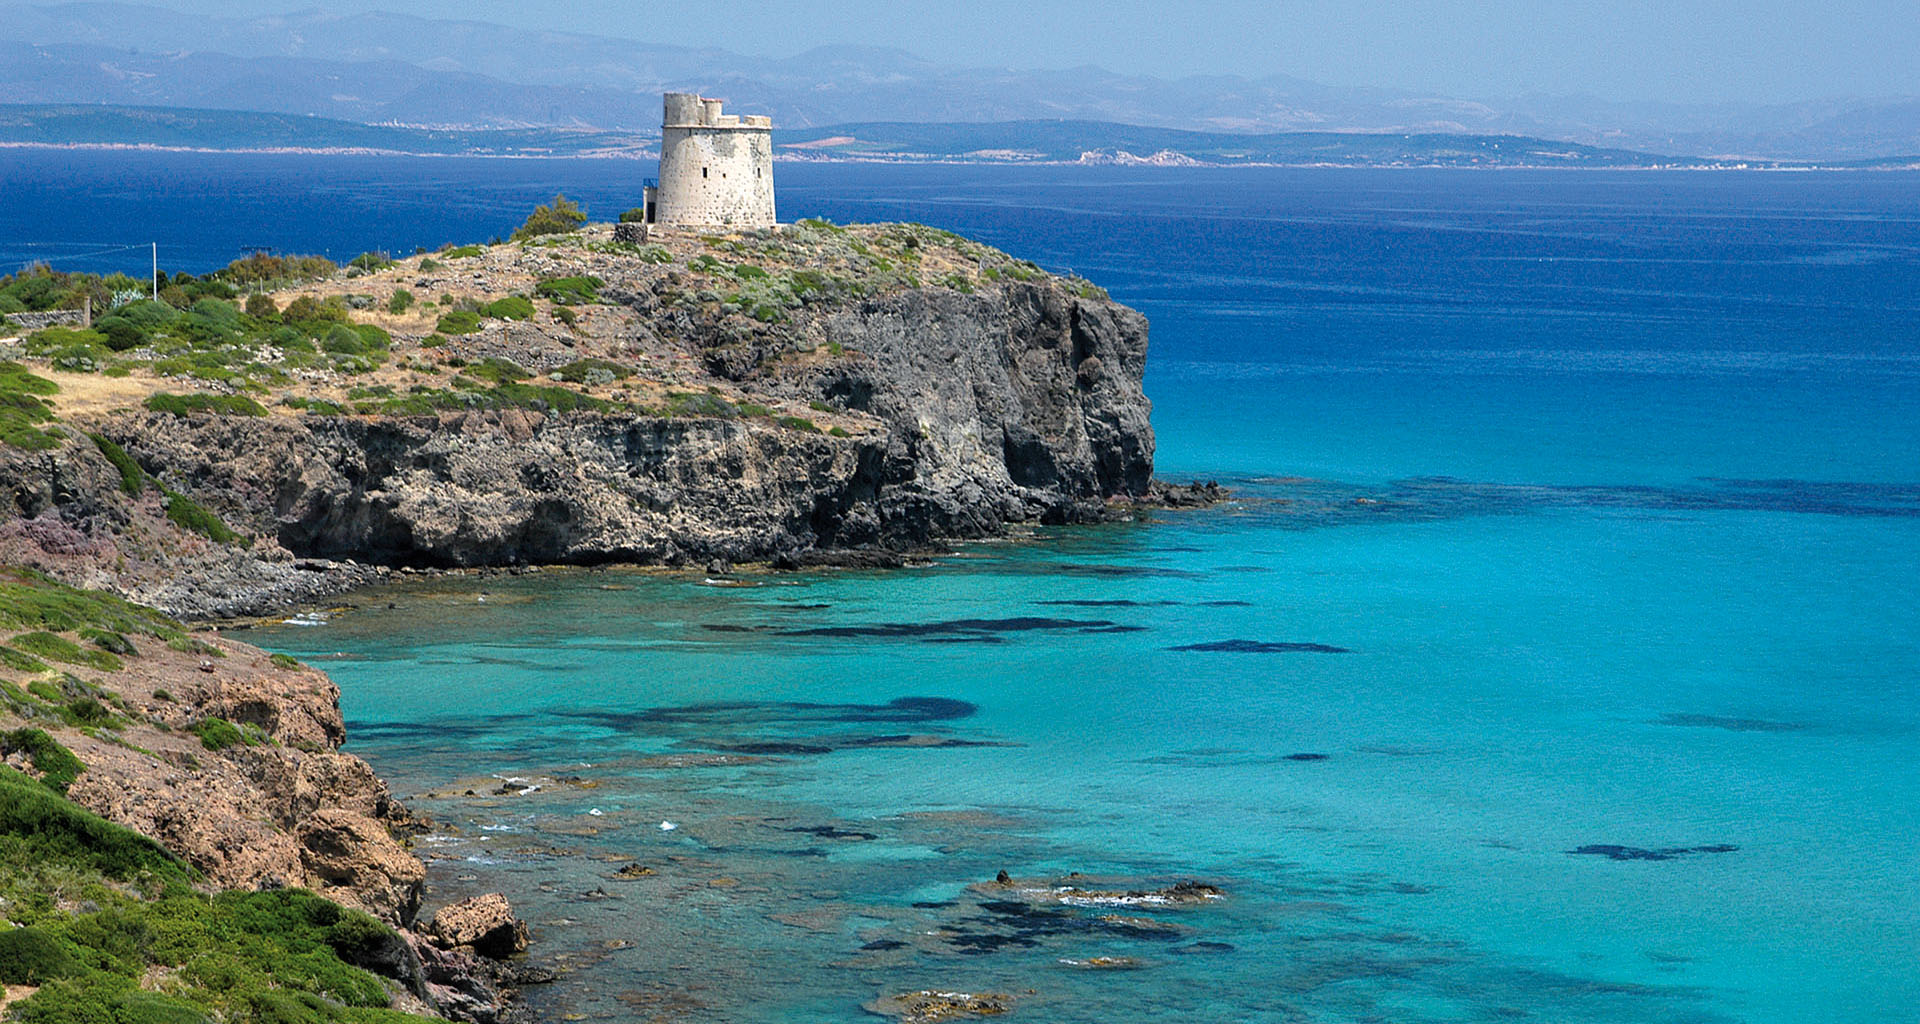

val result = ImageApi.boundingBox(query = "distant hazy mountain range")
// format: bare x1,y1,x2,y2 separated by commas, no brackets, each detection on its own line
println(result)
2,1,1918,162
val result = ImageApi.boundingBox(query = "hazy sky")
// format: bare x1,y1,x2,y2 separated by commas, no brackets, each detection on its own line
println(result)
153,0,1919,103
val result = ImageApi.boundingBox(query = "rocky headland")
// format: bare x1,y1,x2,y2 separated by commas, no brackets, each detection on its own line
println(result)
0,218,1196,619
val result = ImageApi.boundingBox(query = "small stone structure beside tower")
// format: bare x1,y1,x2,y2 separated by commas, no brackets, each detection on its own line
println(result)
637,92,775,232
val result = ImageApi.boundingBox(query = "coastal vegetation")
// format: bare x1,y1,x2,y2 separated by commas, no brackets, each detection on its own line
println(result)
0,361,62,450
0,210,1098,453
0,569,436,1022
0,766,427,1024
510,194,586,241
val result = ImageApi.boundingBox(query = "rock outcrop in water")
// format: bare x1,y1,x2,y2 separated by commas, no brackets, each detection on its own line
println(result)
0,221,1177,618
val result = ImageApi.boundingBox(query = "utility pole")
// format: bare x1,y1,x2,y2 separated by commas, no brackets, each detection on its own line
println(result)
151,243,158,301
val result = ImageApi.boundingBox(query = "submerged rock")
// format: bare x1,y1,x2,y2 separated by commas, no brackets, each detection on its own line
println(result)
1167,639,1352,654
978,873,1226,907
866,990,1014,1023
1568,844,1738,861
1058,955,1149,969
1139,479,1230,507
1170,941,1237,955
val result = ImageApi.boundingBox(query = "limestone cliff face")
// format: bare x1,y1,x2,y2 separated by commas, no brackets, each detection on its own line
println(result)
77,280,1148,583
805,282,1154,536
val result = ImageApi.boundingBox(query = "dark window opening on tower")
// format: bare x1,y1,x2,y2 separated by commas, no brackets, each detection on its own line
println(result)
702,167,708,178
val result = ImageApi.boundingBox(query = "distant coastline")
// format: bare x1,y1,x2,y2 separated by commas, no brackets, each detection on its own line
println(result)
7,103,1914,169
5,140,1916,171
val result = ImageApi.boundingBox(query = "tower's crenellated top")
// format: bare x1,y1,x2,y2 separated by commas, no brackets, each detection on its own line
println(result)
663,92,773,131
650,93,776,229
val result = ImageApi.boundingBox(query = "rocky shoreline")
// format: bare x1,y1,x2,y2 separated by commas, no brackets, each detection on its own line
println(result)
0,567,548,1020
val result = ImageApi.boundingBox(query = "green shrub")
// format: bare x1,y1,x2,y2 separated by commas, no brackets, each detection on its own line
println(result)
93,315,147,352
88,433,146,495
0,360,62,450
0,568,184,639
441,245,484,259
80,628,137,656
774,415,821,433
63,696,111,726
464,358,529,384
348,252,394,272
419,334,447,349
435,310,481,335
165,636,221,657
387,289,414,314
0,770,433,1020
417,257,444,271
188,299,241,330
0,764,185,880
827,426,851,438
23,327,110,372
12,978,210,1024
486,381,607,414
283,397,346,417
281,295,349,326
0,360,58,397
144,393,267,417
618,207,647,223
269,653,301,669
0,729,85,793
161,489,241,544
0,646,49,673
480,296,535,321
534,275,603,305
0,926,81,985
11,632,121,672
193,717,245,751
662,391,737,419
219,253,335,286
549,358,630,385
553,306,578,328
321,324,367,355
510,194,586,241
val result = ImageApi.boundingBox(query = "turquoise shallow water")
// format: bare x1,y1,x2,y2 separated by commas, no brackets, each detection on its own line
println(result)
146,163,1914,1023
253,504,1919,1023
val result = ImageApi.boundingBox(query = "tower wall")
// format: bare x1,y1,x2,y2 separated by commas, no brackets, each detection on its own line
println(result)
655,92,776,229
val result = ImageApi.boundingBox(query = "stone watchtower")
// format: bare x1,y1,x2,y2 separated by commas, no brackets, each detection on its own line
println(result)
643,93,775,229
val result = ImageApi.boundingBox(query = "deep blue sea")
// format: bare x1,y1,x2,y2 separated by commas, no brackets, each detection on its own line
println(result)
6,151,1919,1023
